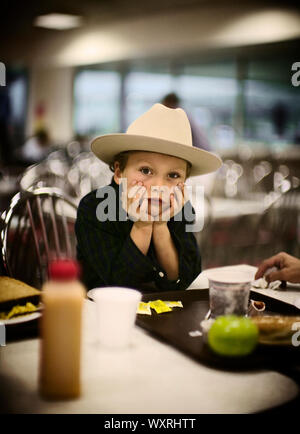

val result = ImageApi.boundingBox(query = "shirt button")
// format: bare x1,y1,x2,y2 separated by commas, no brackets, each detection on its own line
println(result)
159,271,164,278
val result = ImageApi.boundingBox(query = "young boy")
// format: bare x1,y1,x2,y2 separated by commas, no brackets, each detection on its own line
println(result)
75,103,221,292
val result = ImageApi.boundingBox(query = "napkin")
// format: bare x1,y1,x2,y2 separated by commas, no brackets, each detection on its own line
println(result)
252,277,282,290
252,266,282,291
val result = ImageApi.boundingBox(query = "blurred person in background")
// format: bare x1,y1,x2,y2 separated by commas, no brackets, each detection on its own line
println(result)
294,121,300,145
161,92,211,151
271,101,289,142
255,251,300,284
21,127,51,164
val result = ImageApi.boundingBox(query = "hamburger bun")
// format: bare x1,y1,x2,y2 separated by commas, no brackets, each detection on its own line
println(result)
251,315,300,345
0,276,41,314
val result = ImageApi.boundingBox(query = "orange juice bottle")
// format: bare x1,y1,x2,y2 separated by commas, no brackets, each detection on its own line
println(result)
39,259,85,399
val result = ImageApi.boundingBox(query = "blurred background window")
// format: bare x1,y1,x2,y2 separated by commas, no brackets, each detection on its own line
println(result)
176,62,238,150
73,70,121,136
73,60,239,151
9,75,27,137
124,71,174,128
70,52,299,154
244,58,300,146
0,68,28,165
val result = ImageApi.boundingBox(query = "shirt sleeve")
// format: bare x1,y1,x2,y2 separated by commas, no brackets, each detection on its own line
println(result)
75,196,155,289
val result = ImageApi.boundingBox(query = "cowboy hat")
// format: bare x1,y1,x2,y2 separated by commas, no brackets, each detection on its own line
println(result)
91,103,222,177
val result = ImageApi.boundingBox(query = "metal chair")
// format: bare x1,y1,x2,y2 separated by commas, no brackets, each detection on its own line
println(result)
20,152,114,201
1,187,78,289
68,152,113,199
253,186,300,262
19,162,79,200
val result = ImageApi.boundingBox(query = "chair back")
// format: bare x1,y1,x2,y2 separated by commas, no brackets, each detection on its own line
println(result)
254,186,300,261
1,187,78,289
19,162,79,199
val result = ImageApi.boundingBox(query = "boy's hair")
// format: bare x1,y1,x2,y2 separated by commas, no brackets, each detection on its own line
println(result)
109,151,192,179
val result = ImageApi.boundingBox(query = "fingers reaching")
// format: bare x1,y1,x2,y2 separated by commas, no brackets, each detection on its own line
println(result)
255,252,300,284
255,253,285,279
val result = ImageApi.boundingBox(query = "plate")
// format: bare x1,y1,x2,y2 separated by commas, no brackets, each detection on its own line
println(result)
258,337,292,346
0,311,41,326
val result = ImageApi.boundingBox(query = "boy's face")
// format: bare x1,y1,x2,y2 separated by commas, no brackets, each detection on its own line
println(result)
114,151,187,190
114,151,188,218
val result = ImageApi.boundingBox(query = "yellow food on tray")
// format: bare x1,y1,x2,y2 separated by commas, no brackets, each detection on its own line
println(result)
149,300,172,313
0,302,38,320
137,302,152,315
0,276,41,319
137,300,184,315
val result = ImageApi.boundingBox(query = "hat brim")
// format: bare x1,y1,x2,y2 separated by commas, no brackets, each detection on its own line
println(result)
91,134,222,177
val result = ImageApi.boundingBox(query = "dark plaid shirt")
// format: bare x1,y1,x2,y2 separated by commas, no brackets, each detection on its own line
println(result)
75,179,202,292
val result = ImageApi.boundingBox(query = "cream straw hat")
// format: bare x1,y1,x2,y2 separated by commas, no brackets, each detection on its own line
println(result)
91,103,222,177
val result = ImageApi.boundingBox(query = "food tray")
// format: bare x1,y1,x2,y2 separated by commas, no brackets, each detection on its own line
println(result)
136,289,300,376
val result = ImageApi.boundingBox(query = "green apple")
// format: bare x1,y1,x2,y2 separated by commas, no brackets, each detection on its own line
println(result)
208,315,258,357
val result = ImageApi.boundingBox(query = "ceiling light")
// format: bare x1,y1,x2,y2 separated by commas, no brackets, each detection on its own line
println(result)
34,13,83,30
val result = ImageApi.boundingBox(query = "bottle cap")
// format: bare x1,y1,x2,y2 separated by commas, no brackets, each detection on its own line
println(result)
48,259,81,281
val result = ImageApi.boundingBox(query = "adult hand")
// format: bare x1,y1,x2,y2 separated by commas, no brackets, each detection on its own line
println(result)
255,252,300,284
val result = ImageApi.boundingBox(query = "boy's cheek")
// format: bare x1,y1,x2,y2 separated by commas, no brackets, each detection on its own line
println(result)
128,172,146,185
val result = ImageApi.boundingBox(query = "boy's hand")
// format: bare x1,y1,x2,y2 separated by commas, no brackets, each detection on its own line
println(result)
122,180,187,223
122,180,153,223
158,182,187,223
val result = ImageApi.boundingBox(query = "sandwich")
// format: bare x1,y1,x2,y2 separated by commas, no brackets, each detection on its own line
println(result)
0,276,41,320
251,315,300,345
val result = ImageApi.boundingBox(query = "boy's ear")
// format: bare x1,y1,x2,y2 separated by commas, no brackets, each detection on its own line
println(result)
113,162,122,185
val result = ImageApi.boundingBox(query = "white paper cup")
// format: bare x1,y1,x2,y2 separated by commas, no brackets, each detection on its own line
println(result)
92,287,142,349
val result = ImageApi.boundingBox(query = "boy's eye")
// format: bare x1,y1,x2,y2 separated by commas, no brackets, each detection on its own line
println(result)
168,172,181,179
139,167,152,175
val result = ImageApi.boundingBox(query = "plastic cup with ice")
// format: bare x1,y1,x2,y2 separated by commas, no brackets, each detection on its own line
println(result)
203,267,255,319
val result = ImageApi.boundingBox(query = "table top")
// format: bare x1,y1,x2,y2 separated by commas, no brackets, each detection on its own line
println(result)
189,265,300,310
1,269,300,414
